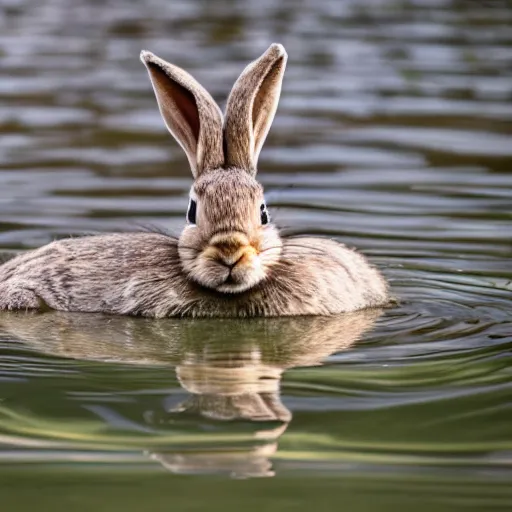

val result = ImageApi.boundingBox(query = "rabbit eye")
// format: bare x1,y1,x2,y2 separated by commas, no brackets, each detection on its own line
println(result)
260,202,270,225
187,199,197,224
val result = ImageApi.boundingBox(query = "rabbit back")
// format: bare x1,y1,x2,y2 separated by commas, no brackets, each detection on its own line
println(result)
0,233,186,316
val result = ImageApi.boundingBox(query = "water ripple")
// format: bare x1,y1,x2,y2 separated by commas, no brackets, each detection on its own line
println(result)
0,0,511,505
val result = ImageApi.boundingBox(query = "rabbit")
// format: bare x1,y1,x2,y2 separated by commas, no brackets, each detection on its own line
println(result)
0,44,389,318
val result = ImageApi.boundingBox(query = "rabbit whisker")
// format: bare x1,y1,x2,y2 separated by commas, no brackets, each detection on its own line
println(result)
282,242,332,256
177,244,200,253
259,246,283,255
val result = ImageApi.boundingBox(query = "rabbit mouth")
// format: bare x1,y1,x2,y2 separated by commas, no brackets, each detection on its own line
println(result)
186,236,267,293
178,228,282,294
209,255,267,294
215,266,263,294
179,251,264,294
223,274,236,286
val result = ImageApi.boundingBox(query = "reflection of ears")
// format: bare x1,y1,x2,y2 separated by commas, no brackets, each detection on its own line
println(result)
162,393,191,412
146,442,279,479
157,393,291,423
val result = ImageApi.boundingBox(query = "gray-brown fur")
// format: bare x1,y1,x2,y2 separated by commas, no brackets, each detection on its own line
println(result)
0,44,389,317
224,43,287,172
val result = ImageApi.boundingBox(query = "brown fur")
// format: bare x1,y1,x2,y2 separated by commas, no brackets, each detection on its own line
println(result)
0,44,389,317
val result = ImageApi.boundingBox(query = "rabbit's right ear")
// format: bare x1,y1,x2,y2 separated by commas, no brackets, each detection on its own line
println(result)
224,44,287,175
141,51,224,177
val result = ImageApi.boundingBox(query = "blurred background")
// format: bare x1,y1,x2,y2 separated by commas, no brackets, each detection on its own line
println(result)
0,0,511,511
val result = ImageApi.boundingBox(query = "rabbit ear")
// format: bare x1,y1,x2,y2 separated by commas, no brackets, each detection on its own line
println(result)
224,43,287,174
140,51,224,177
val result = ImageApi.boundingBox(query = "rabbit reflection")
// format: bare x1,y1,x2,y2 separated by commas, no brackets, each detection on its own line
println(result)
0,309,381,478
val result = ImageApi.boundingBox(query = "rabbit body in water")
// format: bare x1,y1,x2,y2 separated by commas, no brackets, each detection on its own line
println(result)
0,44,388,318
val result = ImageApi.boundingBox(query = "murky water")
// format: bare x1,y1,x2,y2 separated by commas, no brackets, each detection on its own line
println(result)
0,0,511,510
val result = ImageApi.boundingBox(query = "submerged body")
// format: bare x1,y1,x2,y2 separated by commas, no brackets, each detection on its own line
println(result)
0,233,388,317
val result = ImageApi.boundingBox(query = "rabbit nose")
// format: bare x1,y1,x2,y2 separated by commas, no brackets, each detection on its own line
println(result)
225,253,245,270
210,232,249,251
209,232,256,268
215,250,251,271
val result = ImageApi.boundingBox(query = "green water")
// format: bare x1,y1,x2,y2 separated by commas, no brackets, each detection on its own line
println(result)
0,0,511,510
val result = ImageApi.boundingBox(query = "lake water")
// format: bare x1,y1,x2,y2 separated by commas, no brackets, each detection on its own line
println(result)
0,0,511,510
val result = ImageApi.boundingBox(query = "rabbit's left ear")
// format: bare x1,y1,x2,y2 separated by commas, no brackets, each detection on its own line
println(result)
224,44,287,175
141,51,224,177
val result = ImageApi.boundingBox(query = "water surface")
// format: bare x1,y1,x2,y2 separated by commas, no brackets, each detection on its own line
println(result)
0,0,511,510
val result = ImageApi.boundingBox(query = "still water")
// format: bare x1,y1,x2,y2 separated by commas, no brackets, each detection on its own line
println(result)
0,0,511,510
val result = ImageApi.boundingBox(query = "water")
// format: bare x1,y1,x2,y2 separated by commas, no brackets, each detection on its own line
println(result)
0,0,511,509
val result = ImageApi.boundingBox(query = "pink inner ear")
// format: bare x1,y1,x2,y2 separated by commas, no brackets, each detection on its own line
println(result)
173,83,200,141
148,62,200,141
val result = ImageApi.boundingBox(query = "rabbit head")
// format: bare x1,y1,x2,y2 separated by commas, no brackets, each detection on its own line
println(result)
141,44,287,293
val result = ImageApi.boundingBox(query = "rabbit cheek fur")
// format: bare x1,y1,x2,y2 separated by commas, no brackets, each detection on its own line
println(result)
0,43,390,317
